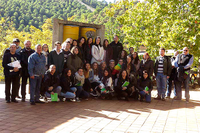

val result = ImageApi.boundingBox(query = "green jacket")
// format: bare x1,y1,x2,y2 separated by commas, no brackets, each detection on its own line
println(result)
154,55,172,76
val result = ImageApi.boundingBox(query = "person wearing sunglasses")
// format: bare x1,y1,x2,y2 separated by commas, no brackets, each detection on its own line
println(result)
173,47,194,103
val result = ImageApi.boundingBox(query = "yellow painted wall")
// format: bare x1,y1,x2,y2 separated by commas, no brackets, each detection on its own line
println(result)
63,25,79,42
80,27,96,41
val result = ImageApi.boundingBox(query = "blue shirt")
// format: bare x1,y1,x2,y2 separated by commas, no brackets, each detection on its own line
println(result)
28,52,46,77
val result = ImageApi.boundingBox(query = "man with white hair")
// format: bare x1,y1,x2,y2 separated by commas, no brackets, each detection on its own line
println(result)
20,40,35,102
173,47,193,102
2,44,21,103
28,44,46,105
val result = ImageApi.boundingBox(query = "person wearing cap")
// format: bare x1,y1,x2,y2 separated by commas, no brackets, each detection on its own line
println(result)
28,44,46,105
5,38,22,55
173,47,194,102
2,43,21,103
20,40,35,102
48,41,64,76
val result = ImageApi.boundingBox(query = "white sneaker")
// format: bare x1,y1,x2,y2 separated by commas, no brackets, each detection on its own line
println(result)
76,97,81,102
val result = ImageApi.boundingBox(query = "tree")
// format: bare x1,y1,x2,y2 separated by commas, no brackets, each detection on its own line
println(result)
110,0,200,65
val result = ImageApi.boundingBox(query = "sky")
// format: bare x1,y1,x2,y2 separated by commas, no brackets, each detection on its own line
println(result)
98,0,115,3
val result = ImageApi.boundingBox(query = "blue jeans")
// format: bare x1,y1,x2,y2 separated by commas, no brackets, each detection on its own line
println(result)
60,87,77,99
76,86,89,98
175,72,190,100
156,73,167,98
30,76,42,102
45,86,62,98
167,77,176,97
139,91,151,102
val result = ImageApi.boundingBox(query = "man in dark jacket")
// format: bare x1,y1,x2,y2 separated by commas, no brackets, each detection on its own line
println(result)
110,35,123,64
154,48,172,101
173,47,193,102
43,65,62,101
48,41,64,76
2,44,21,103
20,40,35,102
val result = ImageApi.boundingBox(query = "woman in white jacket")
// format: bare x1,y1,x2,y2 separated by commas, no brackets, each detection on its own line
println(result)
91,36,104,65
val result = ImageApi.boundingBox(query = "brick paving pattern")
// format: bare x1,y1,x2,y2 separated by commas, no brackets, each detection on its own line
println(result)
0,84,200,133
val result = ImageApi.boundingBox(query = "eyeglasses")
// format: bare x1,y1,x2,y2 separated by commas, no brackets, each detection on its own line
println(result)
184,50,188,52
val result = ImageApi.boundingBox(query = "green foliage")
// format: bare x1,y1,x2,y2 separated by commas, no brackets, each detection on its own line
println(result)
111,0,200,63
0,0,107,31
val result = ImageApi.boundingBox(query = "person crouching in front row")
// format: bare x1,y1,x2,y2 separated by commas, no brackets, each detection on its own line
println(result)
137,70,153,103
43,65,62,102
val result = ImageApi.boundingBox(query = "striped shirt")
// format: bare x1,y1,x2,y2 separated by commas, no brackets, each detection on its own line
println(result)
157,56,164,73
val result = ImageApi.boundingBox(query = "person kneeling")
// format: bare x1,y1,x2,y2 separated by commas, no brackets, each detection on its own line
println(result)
43,65,62,102
75,68,89,102
61,68,77,102
96,69,113,100
137,70,153,103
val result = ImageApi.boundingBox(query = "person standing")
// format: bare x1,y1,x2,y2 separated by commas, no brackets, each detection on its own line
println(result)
103,39,113,65
91,36,104,65
128,47,134,56
5,38,22,55
84,37,93,63
20,40,35,102
28,44,46,105
62,41,71,70
154,48,172,101
2,44,21,103
166,51,179,98
48,41,64,76
77,37,86,62
110,35,123,64
42,44,49,70
173,47,193,102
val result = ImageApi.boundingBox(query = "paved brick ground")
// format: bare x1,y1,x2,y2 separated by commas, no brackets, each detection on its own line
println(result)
0,84,200,133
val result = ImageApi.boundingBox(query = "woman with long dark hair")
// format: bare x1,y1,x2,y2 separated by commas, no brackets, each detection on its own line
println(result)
138,52,154,78
99,61,107,79
60,68,76,101
118,50,127,64
83,63,93,93
91,36,104,65
66,46,83,74
97,68,113,99
103,39,113,65
115,70,134,101
89,62,101,90
77,37,86,62
84,37,93,63
132,52,140,72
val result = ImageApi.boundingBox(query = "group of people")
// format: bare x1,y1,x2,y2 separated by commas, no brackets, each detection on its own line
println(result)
2,35,194,105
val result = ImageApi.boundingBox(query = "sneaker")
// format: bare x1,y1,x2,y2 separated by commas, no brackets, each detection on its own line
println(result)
90,92,97,97
30,102,36,105
16,96,21,99
6,100,11,103
11,100,18,103
85,98,89,101
154,96,161,100
186,99,189,103
70,99,76,102
173,97,181,100
76,98,81,102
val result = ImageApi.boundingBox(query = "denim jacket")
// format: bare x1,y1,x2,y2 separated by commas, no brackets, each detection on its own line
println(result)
28,52,46,77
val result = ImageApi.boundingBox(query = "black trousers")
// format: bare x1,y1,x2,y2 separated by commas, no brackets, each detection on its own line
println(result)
5,76,20,101
21,76,30,99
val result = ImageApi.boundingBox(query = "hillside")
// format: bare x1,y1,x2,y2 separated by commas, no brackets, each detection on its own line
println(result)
0,0,107,31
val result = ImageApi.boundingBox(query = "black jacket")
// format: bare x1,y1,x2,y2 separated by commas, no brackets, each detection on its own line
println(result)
84,44,92,63
137,77,153,92
43,70,60,93
110,41,123,63
139,59,154,77
20,48,35,77
2,52,21,77
61,75,75,93
154,56,172,76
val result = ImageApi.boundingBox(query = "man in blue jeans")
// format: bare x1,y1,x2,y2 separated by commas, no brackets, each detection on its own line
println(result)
28,44,46,105
154,48,172,101
173,47,193,103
